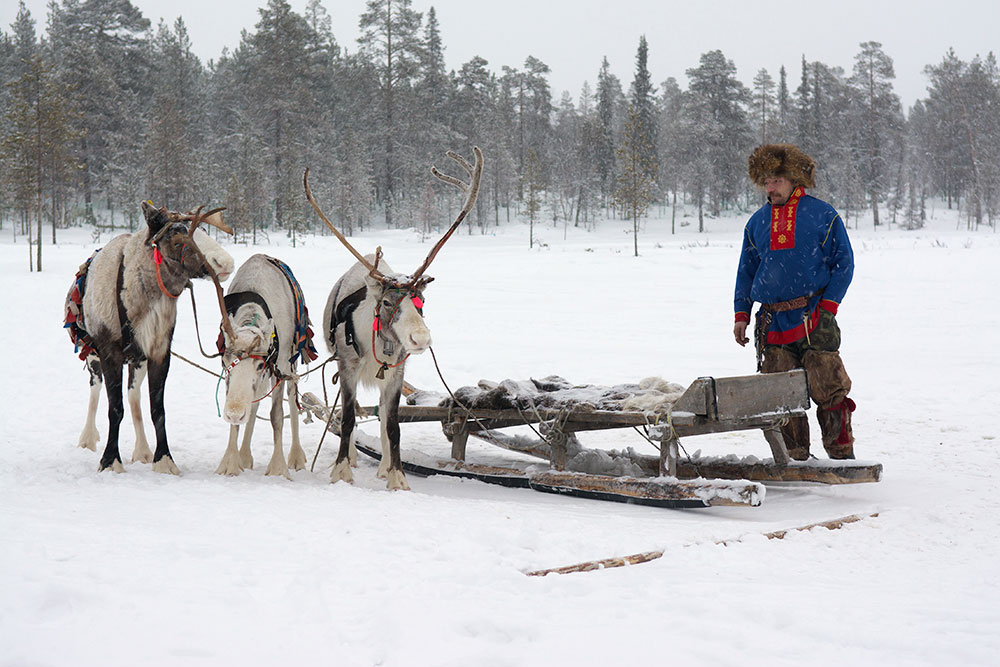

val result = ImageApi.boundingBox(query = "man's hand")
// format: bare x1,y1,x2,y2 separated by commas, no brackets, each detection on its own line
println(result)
734,321,749,347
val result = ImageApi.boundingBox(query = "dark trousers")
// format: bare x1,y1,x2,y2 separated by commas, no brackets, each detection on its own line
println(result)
759,310,856,459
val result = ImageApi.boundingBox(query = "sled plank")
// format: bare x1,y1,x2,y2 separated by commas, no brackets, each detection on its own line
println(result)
528,472,764,508
622,453,882,485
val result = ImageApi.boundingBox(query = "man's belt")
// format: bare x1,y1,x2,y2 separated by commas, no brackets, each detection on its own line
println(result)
763,290,822,312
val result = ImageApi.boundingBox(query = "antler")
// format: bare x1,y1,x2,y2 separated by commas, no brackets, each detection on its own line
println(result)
303,168,388,283
182,205,237,342
409,146,484,284
186,206,233,236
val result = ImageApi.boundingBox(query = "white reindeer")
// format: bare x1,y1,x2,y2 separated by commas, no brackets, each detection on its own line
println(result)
303,147,483,490
65,202,234,474
216,254,318,479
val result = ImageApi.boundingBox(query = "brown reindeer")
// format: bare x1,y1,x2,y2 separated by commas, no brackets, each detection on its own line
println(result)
304,147,483,490
65,202,234,474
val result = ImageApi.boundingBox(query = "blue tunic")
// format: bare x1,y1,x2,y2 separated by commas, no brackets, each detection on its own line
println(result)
734,191,854,345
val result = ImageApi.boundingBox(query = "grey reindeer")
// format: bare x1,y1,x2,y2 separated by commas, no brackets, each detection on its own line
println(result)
303,146,483,490
65,202,234,474
216,254,319,479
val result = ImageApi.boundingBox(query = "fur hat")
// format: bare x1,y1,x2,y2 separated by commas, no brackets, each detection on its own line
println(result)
747,144,816,189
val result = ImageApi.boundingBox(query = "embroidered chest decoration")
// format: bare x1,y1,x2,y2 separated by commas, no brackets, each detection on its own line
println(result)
770,187,804,250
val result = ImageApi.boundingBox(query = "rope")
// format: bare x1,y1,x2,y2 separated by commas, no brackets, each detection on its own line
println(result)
310,387,341,473
171,349,222,378
429,346,510,450
187,287,221,359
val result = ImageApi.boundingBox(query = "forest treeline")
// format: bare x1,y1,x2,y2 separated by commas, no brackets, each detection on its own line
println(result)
2,0,998,267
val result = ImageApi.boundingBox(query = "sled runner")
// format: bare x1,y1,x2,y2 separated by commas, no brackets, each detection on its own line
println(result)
301,369,881,508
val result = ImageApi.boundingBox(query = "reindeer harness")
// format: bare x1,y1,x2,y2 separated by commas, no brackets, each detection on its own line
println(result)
331,282,426,379
65,250,100,361
218,256,318,382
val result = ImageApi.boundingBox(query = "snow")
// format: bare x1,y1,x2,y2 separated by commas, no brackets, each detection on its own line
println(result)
2,207,999,666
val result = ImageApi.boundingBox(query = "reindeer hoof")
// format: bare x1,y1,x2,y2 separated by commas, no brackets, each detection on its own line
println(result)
287,444,307,471
330,459,354,484
132,439,153,464
386,470,410,491
265,458,291,480
78,433,99,451
215,451,244,476
152,456,180,475
99,459,125,474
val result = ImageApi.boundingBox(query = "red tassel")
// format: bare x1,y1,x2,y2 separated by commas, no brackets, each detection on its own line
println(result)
412,296,424,310
372,318,381,331
153,246,163,265
836,398,856,445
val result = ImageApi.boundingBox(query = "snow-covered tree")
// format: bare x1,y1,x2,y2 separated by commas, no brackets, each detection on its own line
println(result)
358,0,423,227
848,41,904,228
685,49,751,215
751,68,775,145
615,104,656,256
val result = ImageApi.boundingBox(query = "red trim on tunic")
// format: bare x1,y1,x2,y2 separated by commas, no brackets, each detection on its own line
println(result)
819,299,839,314
766,304,820,345
735,312,751,324
770,187,804,250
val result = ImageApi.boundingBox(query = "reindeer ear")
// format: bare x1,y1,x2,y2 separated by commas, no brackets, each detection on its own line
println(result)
363,272,383,292
142,200,169,233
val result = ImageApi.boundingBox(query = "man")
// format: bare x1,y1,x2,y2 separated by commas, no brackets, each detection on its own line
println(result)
733,144,856,460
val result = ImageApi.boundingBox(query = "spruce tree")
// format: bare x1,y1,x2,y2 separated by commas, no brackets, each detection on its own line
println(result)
751,68,775,144
595,57,619,206
359,0,423,227
848,41,903,228
630,36,658,189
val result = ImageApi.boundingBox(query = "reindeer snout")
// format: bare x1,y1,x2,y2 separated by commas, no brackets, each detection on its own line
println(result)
408,329,431,353
213,256,235,282
223,403,249,425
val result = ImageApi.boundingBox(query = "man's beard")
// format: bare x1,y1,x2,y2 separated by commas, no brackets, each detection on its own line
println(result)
768,193,790,206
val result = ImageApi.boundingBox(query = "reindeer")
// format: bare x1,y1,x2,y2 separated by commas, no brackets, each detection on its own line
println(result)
64,201,234,474
215,254,318,479
303,146,483,490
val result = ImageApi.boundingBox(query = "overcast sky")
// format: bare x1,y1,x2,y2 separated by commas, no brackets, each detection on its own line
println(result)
3,0,998,111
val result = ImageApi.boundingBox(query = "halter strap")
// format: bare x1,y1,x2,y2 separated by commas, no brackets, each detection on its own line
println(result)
152,243,183,299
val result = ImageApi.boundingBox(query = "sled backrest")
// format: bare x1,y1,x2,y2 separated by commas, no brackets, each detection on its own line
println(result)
672,369,810,421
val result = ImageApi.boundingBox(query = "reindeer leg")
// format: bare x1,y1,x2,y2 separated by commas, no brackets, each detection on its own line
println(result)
286,379,306,471
216,424,244,475
78,356,102,451
147,355,179,475
380,382,409,491
239,401,259,470
97,352,126,473
265,385,290,480
331,382,356,484
128,361,153,464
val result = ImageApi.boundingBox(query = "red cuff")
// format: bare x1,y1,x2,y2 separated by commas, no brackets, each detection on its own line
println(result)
735,312,751,324
819,299,839,315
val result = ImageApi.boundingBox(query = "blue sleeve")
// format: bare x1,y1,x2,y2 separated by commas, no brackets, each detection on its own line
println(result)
821,213,854,306
734,226,759,317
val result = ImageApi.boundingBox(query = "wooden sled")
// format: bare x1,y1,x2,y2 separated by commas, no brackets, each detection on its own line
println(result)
301,370,881,509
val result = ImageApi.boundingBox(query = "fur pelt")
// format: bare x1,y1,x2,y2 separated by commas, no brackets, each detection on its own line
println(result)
437,375,685,416
747,144,816,188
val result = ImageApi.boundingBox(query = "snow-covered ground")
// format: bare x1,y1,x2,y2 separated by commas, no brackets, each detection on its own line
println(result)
1,204,998,666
